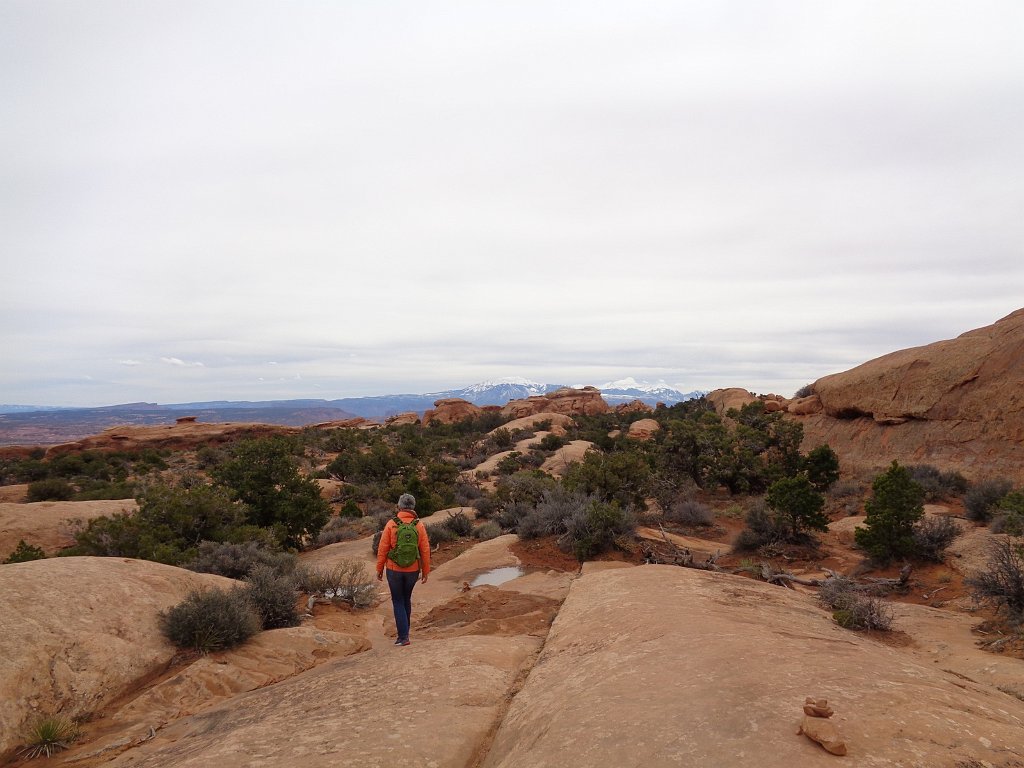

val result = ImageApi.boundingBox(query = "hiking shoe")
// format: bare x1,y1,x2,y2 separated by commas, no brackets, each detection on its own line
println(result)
398,639,411,647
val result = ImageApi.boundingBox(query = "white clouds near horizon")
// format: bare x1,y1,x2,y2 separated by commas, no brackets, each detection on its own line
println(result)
1,1,1022,406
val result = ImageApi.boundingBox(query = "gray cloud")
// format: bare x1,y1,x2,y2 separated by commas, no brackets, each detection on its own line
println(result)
1,1,1022,405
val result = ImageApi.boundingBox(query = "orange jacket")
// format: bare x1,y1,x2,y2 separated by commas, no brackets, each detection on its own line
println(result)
376,509,431,576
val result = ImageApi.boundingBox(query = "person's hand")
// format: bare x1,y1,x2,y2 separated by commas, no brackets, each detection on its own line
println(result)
421,574,428,584
376,571,383,582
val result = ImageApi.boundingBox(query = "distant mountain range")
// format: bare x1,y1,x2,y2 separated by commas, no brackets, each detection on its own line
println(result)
0,378,704,445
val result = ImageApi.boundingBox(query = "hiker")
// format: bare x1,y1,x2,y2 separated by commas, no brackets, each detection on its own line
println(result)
376,493,431,646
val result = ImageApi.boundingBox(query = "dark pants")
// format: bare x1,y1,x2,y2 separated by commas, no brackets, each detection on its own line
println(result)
386,569,419,642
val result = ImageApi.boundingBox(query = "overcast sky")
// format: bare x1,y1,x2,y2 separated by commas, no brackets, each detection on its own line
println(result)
2,1,1022,407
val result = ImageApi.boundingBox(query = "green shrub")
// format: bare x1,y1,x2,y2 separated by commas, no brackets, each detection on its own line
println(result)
855,461,925,563
186,540,295,579
244,565,300,629
967,540,1024,622
159,588,261,652
26,478,75,502
472,495,501,519
3,540,46,564
537,433,566,451
18,715,80,759
563,449,652,510
72,480,136,500
560,500,635,561
964,479,1012,522
495,451,525,475
911,516,963,562
991,490,1024,536
339,499,362,518
472,521,502,540
315,516,362,547
491,427,513,449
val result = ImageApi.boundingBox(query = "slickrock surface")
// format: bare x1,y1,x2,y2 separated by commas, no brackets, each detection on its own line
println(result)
482,565,1024,767
101,635,541,768
0,557,233,758
493,411,574,434
0,498,136,555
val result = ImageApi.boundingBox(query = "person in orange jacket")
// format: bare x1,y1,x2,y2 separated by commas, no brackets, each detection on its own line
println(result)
376,493,431,646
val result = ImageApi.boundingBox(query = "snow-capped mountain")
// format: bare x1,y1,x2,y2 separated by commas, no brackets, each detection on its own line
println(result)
592,378,705,405
433,377,557,406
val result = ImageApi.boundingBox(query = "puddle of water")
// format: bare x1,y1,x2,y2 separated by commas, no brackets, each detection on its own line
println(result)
470,566,525,587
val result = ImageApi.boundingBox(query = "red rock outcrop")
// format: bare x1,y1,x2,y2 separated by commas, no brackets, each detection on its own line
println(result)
795,309,1024,483
422,398,483,426
626,418,661,441
384,412,419,427
46,422,295,455
615,399,653,414
500,387,609,419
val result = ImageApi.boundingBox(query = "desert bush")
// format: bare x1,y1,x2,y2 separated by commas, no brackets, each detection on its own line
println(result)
453,481,482,505
18,715,80,759
3,539,46,564
186,540,295,579
339,499,362,518
828,479,864,499
911,515,963,562
442,511,474,537
536,433,566,451
72,480,136,500
563,449,652,510
244,565,300,629
793,383,814,399
818,577,894,631
966,540,1024,622
560,500,635,561
295,560,376,607
964,479,1013,522
472,495,501,519
472,521,502,540
733,500,790,552
663,499,714,527
27,478,75,502
990,490,1024,536
907,464,969,501
160,587,261,652
370,529,383,555
495,451,525,475
855,461,925,563
424,521,459,545
491,427,513,449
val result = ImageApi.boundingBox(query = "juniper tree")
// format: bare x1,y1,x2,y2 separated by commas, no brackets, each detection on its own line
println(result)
855,460,924,563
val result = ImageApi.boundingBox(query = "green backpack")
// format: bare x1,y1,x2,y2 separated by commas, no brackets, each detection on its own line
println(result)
388,516,420,567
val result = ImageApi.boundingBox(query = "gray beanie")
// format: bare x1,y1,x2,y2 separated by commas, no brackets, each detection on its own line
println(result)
397,493,416,510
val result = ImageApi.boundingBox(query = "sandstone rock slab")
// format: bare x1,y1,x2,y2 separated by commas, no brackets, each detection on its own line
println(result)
0,557,233,759
482,565,1024,767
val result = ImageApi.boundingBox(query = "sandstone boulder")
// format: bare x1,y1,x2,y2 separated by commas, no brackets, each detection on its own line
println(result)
707,387,758,414
626,418,661,441
422,398,483,425
788,394,823,415
482,565,1024,767
795,308,1024,483
0,557,234,759
384,411,419,426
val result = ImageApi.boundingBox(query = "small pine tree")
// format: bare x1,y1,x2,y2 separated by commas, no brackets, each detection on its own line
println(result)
855,461,924,563
802,445,840,492
764,475,828,540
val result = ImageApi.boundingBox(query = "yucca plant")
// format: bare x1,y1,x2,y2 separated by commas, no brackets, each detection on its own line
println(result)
19,715,80,759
